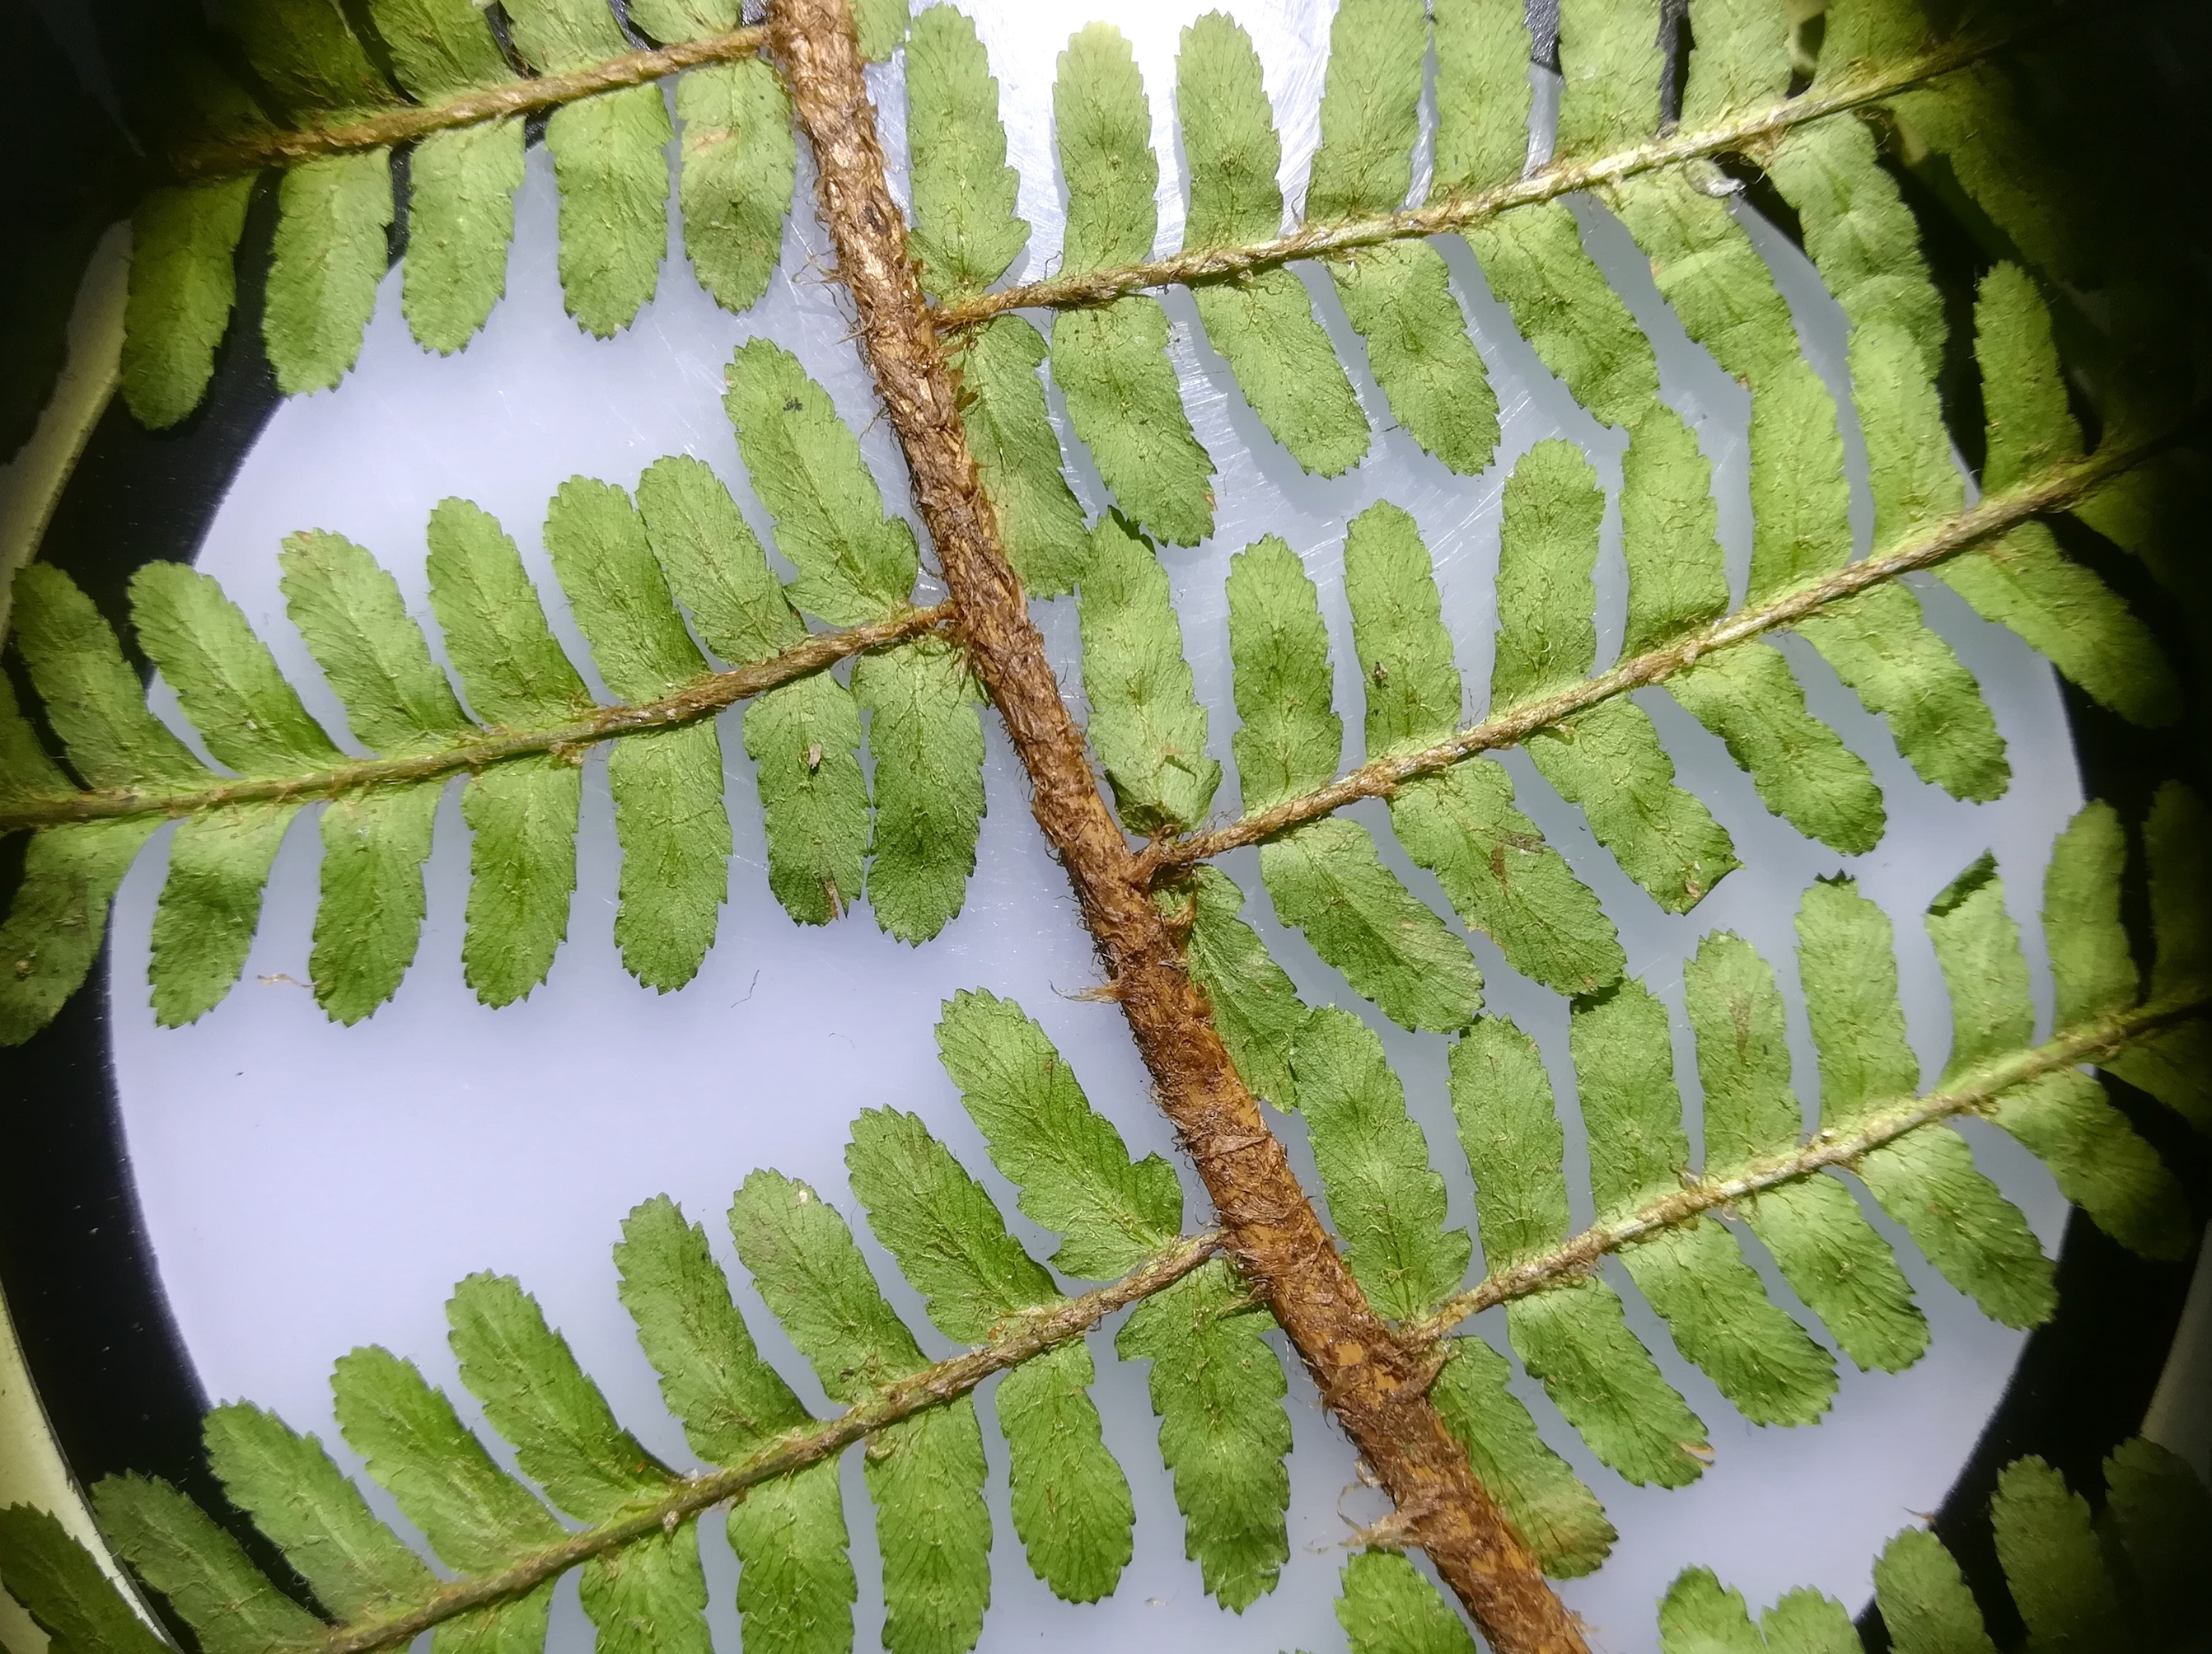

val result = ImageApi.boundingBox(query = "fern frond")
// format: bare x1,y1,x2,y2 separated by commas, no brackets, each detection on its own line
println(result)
1229,795,2206,1509
0,995,1244,1654
121,0,819,424
1643,1437,2212,1654
929,3,2034,329
1155,423,2173,875
0,352,978,1037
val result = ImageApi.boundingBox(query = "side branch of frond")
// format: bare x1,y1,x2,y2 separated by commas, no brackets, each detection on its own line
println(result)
933,27,2015,328
1407,993,2210,1343
171,26,769,180
1149,434,2166,872
287,1232,1222,1654
0,603,949,834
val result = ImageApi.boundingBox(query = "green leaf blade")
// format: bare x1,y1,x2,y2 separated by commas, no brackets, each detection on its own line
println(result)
1166,867,1310,1112
995,1340,1134,1603
677,59,795,315
1737,1176,1929,1374
1990,1071,2190,1261
1620,1221,1838,1427
1448,1015,1572,1269
863,1407,991,1654
1292,1007,1471,1320
1336,1549,1477,1654
312,783,442,1023
1329,241,1499,475
424,498,596,728
0,820,161,1047
607,722,731,992
447,1271,669,1522
128,562,344,776
1388,761,1625,996
546,86,671,339
1990,1458,2127,1649
729,1171,984,1654
1344,501,1462,754
1306,0,1424,222
1619,409,1728,653
91,1476,320,1654
402,121,526,356
1678,0,1790,127
855,637,984,944
8,565,208,792
1795,876,1920,1123
1936,523,2178,727
1078,516,1218,834
369,0,513,97
744,673,868,927
279,530,471,755
1685,931,1928,1371
1491,439,1604,704
1873,1527,2000,1654
1429,1335,1616,1578
2041,800,2135,1030
460,756,580,1007
1793,585,2009,804
907,7,1026,300
1507,1280,1709,1488
614,1195,812,1465
577,1530,709,1654
0,1505,170,1654
1667,643,1886,856
331,1345,567,1572
1115,1259,1293,1610
1051,302,1216,548
1055,24,1157,271
727,1170,929,1398
933,988,1182,1279
636,454,801,667
1191,273,1371,478
1433,0,1533,193
1613,175,1850,595
724,342,920,624
724,1463,856,1654
1555,0,1663,157
1528,699,1738,914
1260,816,1484,1034
953,318,1092,597
1854,1128,2054,1329
1226,534,1341,812
201,1402,435,1624
121,180,255,429
1178,15,1284,248
264,150,395,397
542,476,706,703
1463,203,1661,432
845,1108,1057,1343
149,802,302,1027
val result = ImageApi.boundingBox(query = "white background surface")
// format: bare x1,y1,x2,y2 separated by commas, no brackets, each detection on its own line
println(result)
101,3,2101,1647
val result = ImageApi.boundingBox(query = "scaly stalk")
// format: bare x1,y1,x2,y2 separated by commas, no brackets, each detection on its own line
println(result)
767,0,1589,1648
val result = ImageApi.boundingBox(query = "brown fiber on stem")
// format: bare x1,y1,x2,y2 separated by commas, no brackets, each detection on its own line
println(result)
768,0,1588,1647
